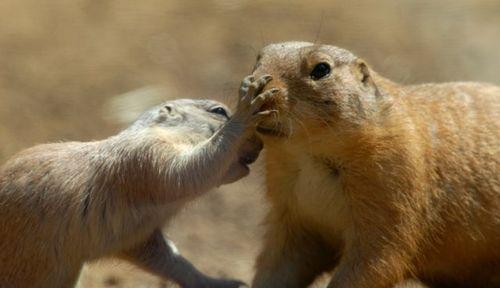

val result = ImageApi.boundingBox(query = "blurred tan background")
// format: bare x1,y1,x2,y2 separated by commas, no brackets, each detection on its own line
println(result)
0,1,499,287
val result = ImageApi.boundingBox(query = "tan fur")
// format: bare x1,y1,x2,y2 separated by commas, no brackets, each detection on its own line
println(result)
250,42,500,287
0,81,276,288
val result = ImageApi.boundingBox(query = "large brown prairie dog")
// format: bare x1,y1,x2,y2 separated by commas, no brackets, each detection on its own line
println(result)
0,75,277,288
250,42,500,287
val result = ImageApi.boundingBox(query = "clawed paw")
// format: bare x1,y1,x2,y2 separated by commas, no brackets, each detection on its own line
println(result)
234,74,279,126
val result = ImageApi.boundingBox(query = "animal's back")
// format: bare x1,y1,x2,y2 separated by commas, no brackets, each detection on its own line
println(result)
400,81,499,210
0,142,95,287
397,81,500,283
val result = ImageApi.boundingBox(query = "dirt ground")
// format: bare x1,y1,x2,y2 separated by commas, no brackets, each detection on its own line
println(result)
1,1,499,287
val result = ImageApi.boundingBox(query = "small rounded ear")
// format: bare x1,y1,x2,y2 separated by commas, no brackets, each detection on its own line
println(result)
156,105,174,122
163,105,172,113
355,59,381,97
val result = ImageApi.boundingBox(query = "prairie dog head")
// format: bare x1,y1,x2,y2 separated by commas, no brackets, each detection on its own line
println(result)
252,42,382,139
127,98,232,141
124,98,263,180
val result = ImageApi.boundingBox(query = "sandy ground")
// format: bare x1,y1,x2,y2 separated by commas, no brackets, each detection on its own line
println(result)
0,1,499,287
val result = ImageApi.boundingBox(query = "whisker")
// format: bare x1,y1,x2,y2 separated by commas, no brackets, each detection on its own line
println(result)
314,11,325,44
288,111,311,142
290,101,339,144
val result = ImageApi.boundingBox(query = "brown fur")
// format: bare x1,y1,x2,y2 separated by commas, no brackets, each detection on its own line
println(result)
0,83,276,288
250,42,500,287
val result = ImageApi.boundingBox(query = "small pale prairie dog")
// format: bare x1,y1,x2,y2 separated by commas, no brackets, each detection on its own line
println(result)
249,42,500,287
0,75,277,288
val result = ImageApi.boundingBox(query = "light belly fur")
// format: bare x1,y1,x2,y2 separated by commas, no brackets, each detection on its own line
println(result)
292,153,350,241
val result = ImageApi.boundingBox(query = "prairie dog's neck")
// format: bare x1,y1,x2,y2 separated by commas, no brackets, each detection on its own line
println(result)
97,127,213,205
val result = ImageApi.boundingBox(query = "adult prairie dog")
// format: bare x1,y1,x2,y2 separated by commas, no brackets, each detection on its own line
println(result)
250,42,499,287
0,75,277,288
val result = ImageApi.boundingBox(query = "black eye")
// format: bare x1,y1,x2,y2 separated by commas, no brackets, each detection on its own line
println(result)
310,62,331,80
210,107,229,119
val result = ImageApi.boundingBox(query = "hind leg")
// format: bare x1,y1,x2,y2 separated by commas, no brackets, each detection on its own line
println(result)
119,229,246,288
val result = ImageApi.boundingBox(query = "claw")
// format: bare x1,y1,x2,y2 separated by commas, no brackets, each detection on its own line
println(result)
267,88,280,95
252,75,273,97
262,74,272,81
256,110,278,116
243,75,255,83
251,88,279,109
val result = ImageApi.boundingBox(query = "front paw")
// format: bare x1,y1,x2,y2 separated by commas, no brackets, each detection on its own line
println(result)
204,278,248,288
233,74,279,128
